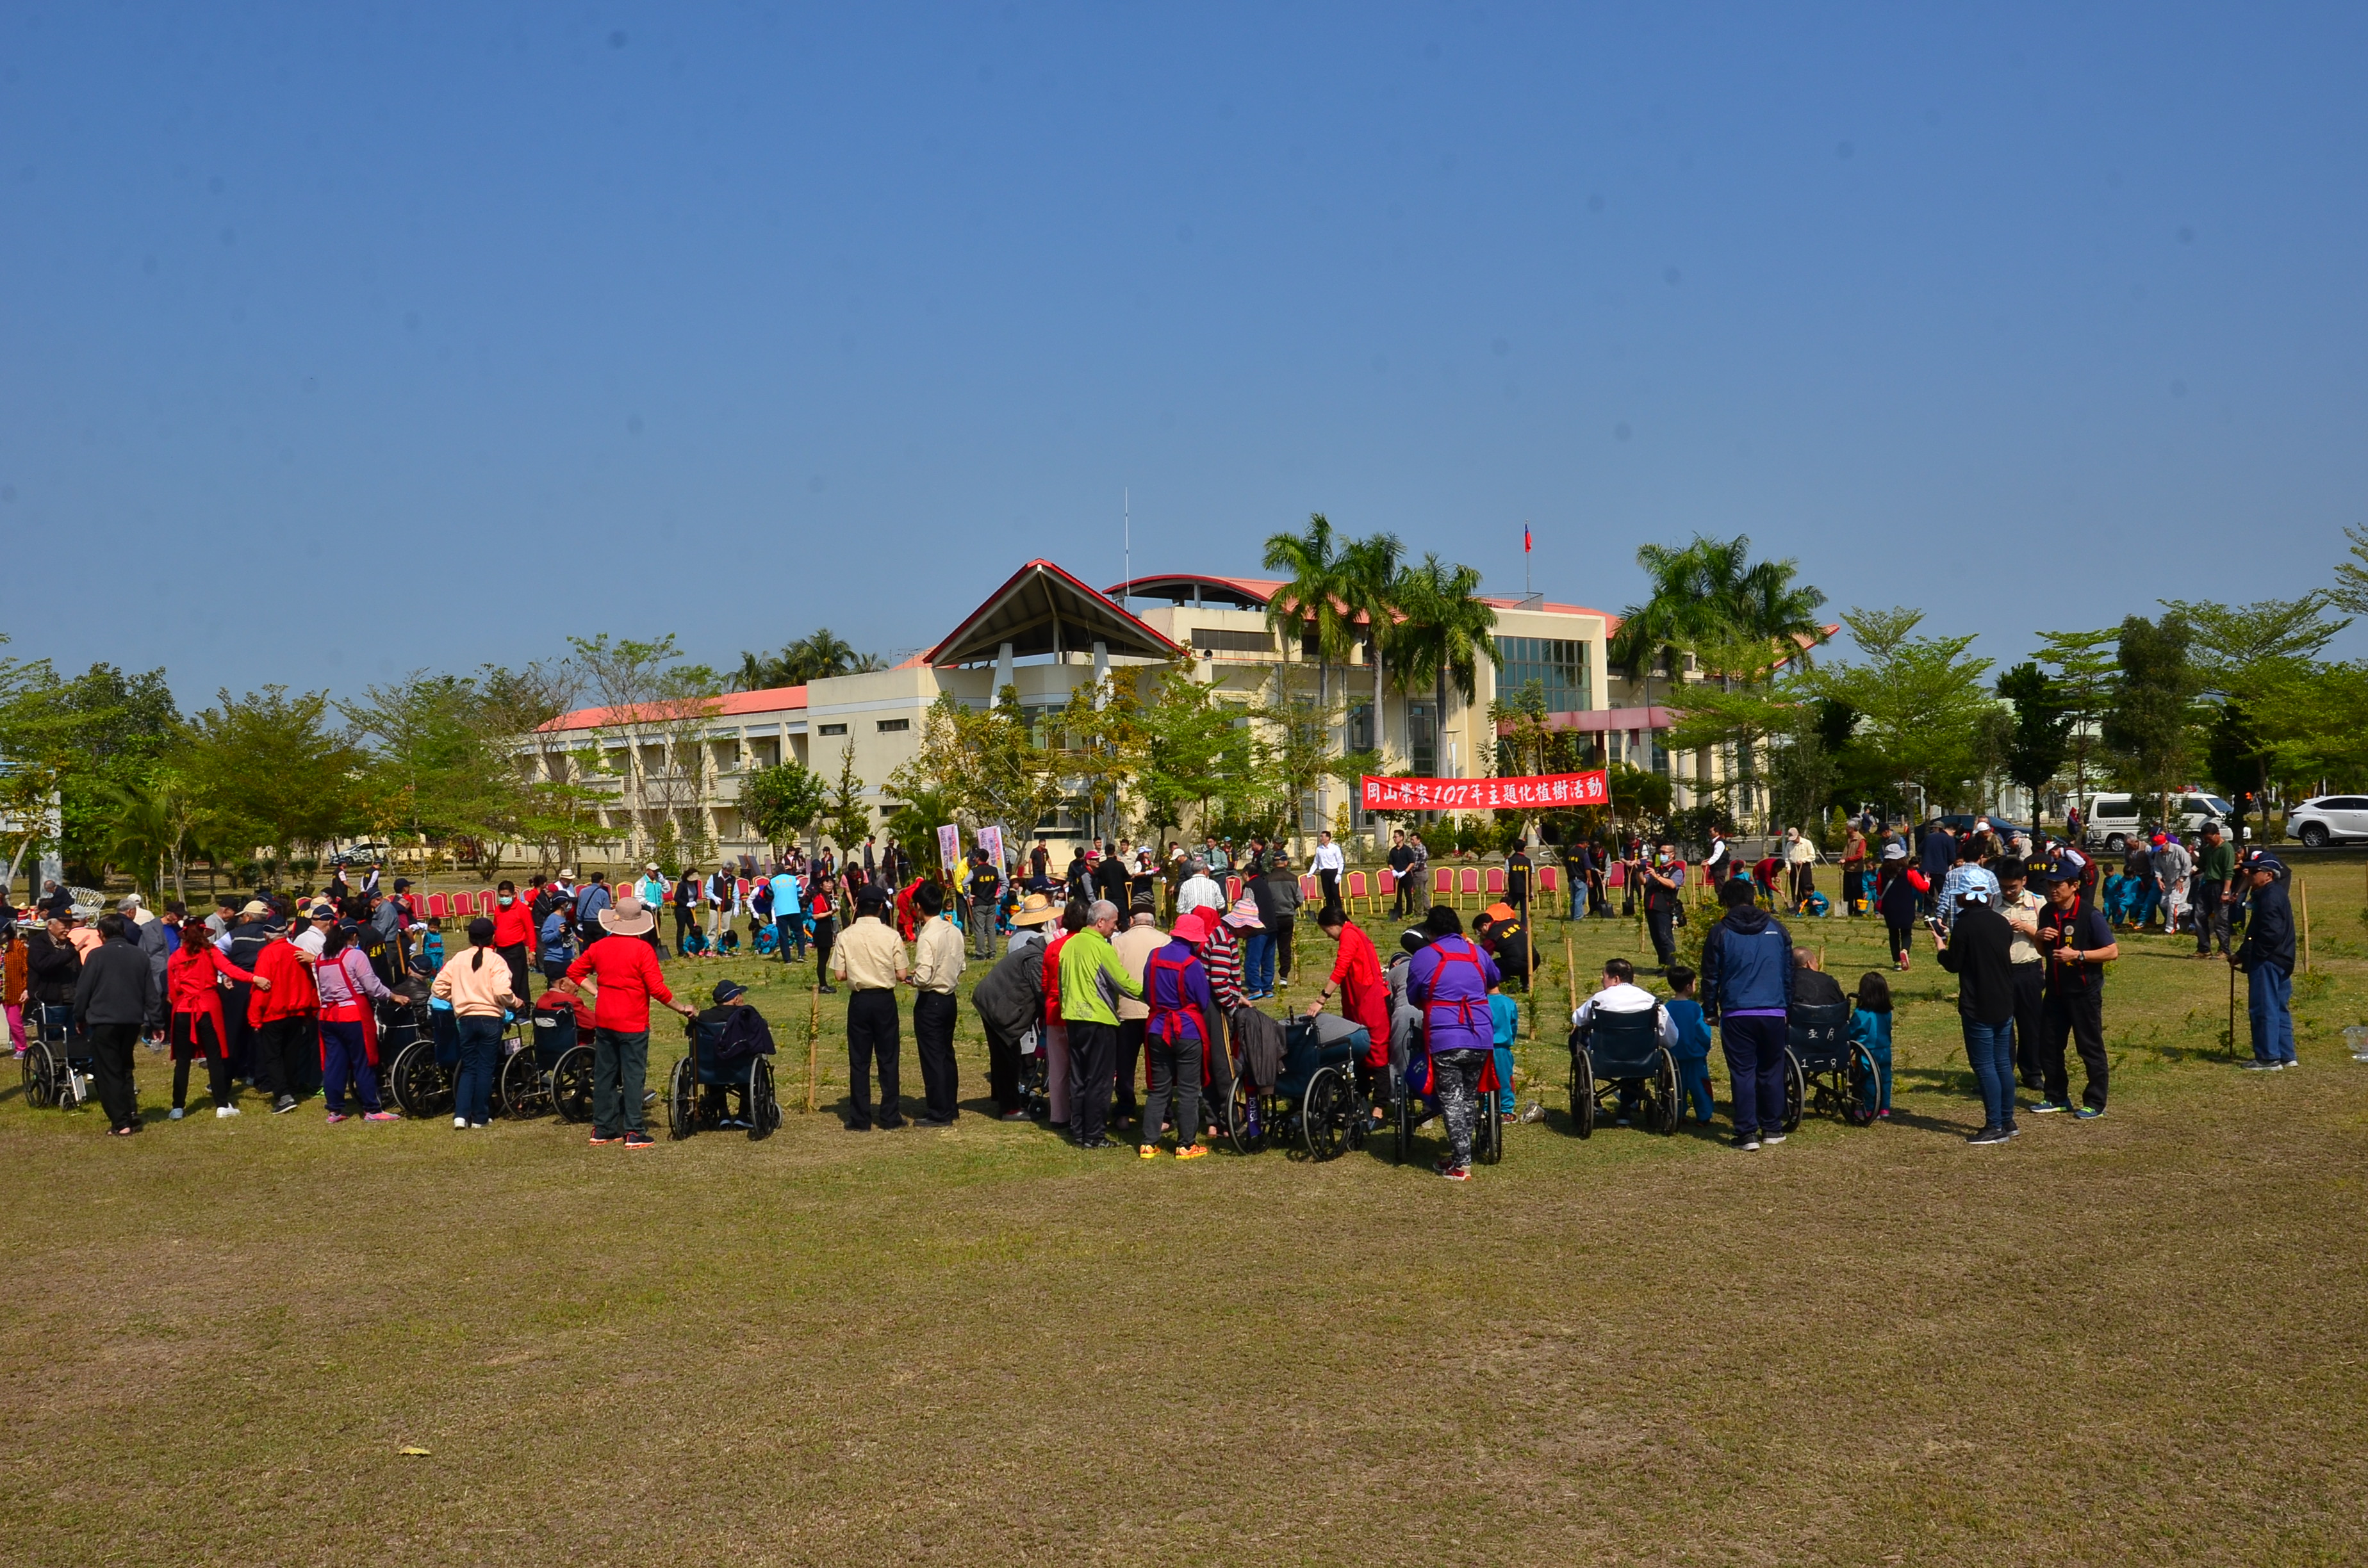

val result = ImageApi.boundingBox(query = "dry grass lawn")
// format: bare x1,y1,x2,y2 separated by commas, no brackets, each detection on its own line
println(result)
6,858,2367,1565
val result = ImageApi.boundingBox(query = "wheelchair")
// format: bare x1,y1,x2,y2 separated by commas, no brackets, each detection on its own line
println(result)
664,1011,782,1141
385,999,525,1118
19,1004,95,1111
1017,1025,1050,1121
1224,1013,1370,1161
1390,1045,1504,1166
1784,998,1876,1131
1566,1006,1679,1138
498,1000,596,1122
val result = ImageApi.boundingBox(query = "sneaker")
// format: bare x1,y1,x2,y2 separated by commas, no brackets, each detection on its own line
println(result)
1139,1145,1161,1159
470,1122,489,1129
588,1132,623,1146
1438,1163,1470,1182
999,1109,1030,1122
216,1106,239,1118
1966,1126,2010,1145
2004,1123,2021,1138
2028,1100,2068,1115
2073,1106,2105,1120
273,1096,299,1115
169,1107,185,1120
454,1116,468,1129
1761,1131,1786,1145
622,1131,654,1149
1076,1136,1117,1150
2276,1059,2298,1071
325,1112,349,1124
1731,1133,1761,1152
1875,1107,1891,1119
1174,1145,1208,1161
2242,1061,2278,1072
365,1110,400,1122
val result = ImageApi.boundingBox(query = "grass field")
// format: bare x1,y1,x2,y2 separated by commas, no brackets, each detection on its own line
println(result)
7,860,2367,1565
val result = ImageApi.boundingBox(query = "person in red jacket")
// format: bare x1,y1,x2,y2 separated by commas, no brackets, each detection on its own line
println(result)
1039,900,1088,1128
559,893,695,1149
488,878,538,1005
1307,906,1392,1113
165,920,265,1118
248,923,321,1114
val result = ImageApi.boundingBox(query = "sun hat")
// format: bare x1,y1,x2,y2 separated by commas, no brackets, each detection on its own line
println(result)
1880,842,1907,862
239,899,270,918
1222,897,1263,931
599,892,656,936
1171,906,1215,945
1010,892,1062,927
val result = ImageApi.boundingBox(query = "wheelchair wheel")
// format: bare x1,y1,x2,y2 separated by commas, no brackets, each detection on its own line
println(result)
1843,1043,1879,1127
1780,1047,1804,1134
1302,1065,1353,1161
498,1049,551,1119
666,1057,696,1140
388,1040,452,1118
1226,1077,1267,1156
20,1040,59,1109
550,1045,595,1123
1392,1079,1415,1166
1652,1049,1681,1136
748,1058,780,1141
1566,1043,1594,1139
1475,1086,1503,1165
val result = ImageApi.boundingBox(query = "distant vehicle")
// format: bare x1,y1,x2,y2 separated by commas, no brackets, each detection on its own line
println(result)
2285,796,2368,849
331,842,391,867
2078,792,2235,853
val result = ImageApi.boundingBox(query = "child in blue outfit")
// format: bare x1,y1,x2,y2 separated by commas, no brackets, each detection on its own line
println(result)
1850,970,1895,1118
1663,964,1715,1123
1488,984,1519,1117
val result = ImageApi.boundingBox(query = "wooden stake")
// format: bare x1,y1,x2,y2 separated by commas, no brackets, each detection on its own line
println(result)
2227,952,2238,1061
805,968,822,1113
1525,912,1538,1041
2299,878,2312,974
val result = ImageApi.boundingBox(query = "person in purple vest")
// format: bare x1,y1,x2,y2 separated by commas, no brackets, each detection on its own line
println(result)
1405,904,1501,1182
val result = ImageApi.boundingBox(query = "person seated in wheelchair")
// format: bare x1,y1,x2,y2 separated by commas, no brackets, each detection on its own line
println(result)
1790,948,1846,1010
1570,957,1678,1125
690,979,775,1124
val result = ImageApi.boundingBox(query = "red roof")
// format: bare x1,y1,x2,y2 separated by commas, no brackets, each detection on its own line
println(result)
542,684,807,733
926,559,1181,666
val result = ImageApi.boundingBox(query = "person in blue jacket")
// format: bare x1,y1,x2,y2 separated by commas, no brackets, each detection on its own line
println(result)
1662,964,1715,1124
1850,970,1895,1118
1698,877,1794,1151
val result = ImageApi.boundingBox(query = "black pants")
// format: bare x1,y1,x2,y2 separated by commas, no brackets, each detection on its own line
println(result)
1066,1019,1117,1143
222,982,255,1080
1885,920,1914,964
673,910,695,954
86,1020,142,1131
1646,906,1675,967
812,917,837,981
913,990,958,1122
169,1013,234,1109
1115,1018,1147,1116
1392,874,1413,919
1265,917,1295,983
2196,881,2229,954
497,943,531,1006
845,988,902,1129
1142,1031,1205,1149
978,1008,1024,1115
2042,986,2108,1111
2009,963,2046,1088
259,1016,317,1102
1318,869,1340,908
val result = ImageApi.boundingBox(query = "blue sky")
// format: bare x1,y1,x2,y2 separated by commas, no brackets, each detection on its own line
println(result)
4,3,2364,705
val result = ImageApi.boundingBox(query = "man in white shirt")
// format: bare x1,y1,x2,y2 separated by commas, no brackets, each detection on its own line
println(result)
1570,957,1678,1127
293,904,334,960
1311,830,1346,910
1176,857,1224,919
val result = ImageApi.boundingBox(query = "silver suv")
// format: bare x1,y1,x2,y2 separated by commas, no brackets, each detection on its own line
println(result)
2287,796,2368,848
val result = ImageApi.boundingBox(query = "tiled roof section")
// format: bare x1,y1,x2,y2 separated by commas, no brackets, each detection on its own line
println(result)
541,685,807,733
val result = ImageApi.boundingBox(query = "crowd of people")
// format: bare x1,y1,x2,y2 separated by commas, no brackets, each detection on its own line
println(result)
1,808,2306,1166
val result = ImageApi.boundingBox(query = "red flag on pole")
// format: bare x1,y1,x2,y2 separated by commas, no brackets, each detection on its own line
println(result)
1524,525,1533,554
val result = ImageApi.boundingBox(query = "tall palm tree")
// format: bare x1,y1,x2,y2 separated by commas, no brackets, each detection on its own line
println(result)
1340,531,1404,757
1263,514,1359,821
1386,554,1499,776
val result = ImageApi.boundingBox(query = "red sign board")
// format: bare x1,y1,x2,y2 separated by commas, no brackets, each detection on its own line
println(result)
1360,771,1609,812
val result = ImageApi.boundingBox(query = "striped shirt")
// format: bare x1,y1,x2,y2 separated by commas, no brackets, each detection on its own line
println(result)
1200,922,1246,1009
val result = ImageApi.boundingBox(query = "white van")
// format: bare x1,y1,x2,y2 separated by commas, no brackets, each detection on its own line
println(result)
2079,791,2237,852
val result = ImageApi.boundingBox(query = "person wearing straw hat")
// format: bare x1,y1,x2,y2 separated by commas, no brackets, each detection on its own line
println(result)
559,891,693,1148
974,891,1060,1118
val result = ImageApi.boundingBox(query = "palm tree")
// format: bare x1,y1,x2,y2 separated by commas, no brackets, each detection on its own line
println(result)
1610,534,1828,707
1340,532,1404,758
1386,554,1499,776
728,629,887,691
1263,514,1359,818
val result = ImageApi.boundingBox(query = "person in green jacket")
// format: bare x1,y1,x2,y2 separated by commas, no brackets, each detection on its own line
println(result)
1058,898,1142,1149
2193,823,2236,958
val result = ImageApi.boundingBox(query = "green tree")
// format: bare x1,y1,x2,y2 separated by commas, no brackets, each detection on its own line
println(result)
341,671,513,856
1803,608,1993,812
1339,531,1405,758
569,634,724,863
2102,613,2201,816
1996,662,2071,827
822,740,873,853
1134,661,1255,842
1386,553,1499,777
889,689,1071,845
732,628,887,691
739,760,828,857
2033,628,2117,822
1611,534,1829,712
177,686,368,880
2331,525,2368,616
2159,594,2350,815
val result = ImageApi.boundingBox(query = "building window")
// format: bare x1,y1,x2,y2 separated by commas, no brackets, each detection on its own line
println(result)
1347,701,1374,752
1493,635,1591,714
1299,790,1321,833
818,723,848,737
1190,627,1276,654
876,718,909,733
1407,702,1436,777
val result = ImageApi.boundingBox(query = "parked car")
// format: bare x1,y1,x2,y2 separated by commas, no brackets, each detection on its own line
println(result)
331,841,391,867
2285,796,2368,849
2077,792,2237,852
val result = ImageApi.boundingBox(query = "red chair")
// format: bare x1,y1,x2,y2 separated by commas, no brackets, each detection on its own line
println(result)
1456,867,1481,906
450,892,475,917
1345,870,1369,915
1227,876,1242,903
426,893,450,920
1484,867,1507,897
1433,867,1453,900
1538,866,1561,897
1377,869,1397,905
1300,875,1319,905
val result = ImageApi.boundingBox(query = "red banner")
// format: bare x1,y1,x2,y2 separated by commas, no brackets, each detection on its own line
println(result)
1360,771,1608,812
